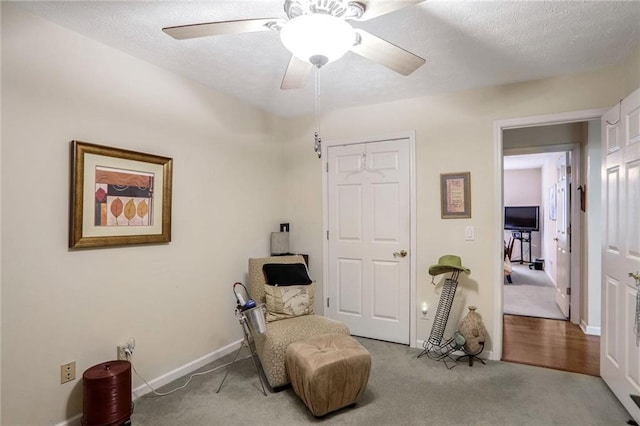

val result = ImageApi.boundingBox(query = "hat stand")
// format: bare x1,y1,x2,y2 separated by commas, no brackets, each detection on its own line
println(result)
418,270,463,368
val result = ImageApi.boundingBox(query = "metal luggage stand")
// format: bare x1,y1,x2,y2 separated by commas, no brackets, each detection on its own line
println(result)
216,306,267,396
217,284,268,396
417,270,464,369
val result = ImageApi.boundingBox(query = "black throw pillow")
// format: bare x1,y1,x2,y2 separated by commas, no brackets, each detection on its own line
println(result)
262,263,312,286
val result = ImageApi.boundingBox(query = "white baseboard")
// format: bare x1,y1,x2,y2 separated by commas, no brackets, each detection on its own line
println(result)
580,320,601,336
54,413,82,426
54,339,243,426
545,269,557,287
132,338,243,399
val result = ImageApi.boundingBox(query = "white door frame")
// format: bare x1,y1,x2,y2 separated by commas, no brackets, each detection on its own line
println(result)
322,131,418,347
492,109,607,360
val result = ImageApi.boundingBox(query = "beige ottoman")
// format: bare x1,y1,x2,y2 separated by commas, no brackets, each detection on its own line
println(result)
285,333,371,416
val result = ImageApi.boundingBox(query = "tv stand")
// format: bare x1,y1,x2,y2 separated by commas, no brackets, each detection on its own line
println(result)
511,230,532,264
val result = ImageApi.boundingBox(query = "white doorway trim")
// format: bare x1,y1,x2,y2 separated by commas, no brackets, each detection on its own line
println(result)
322,131,418,347
492,109,607,360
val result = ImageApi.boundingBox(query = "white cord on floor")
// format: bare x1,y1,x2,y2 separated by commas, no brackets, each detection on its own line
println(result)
126,352,252,397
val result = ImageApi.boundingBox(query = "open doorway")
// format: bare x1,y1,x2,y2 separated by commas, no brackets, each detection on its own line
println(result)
500,121,596,326
503,152,568,321
497,118,603,376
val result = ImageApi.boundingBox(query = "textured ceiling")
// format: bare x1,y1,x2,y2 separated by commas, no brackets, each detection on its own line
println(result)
504,153,556,171
14,1,640,117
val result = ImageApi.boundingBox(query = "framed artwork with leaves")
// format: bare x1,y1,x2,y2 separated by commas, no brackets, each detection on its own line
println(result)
69,140,173,249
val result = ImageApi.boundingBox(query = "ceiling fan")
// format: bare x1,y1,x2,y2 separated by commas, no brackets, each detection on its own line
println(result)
162,0,426,90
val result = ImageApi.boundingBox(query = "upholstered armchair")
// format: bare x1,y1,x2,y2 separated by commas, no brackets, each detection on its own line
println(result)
248,255,350,389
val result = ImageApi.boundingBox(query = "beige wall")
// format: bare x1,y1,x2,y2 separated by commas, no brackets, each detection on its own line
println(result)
504,169,542,207
281,49,640,353
504,123,583,152
1,4,285,425
503,168,542,261
624,46,640,92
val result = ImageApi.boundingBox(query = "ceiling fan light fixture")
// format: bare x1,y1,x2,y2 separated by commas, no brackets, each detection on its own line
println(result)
280,14,355,66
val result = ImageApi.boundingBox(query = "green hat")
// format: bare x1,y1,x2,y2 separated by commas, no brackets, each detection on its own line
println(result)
428,255,470,276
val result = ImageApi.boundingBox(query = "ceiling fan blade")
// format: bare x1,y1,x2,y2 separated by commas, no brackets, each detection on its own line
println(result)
350,29,425,76
355,0,425,21
281,56,313,90
163,18,279,40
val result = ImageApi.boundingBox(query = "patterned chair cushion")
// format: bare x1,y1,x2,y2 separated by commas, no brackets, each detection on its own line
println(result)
253,314,350,388
264,282,315,322
249,256,350,388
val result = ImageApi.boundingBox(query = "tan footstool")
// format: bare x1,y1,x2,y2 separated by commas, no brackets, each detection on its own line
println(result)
285,333,371,416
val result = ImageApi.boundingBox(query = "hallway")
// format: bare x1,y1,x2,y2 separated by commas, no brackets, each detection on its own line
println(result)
503,264,566,320
502,314,600,377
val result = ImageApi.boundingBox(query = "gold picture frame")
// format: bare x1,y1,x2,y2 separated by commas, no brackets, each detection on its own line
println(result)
440,172,471,219
69,140,173,248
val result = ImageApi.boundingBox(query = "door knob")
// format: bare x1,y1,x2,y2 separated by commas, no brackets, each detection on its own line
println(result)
553,237,559,241
393,250,407,258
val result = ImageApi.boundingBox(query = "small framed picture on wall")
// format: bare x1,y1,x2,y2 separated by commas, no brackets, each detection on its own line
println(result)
440,172,471,219
549,185,557,220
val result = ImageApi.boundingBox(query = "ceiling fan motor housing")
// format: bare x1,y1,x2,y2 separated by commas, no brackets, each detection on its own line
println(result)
284,0,365,20
280,13,356,65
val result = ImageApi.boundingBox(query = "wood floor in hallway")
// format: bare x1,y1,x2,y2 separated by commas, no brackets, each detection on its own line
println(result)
502,314,600,377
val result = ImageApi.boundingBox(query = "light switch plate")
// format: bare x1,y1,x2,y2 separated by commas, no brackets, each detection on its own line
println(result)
465,226,475,241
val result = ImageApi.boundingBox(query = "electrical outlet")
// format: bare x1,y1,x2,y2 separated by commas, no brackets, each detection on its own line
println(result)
60,361,76,384
117,337,135,360
420,303,429,320
117,346,128,360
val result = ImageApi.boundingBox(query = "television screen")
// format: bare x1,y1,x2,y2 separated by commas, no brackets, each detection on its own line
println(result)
504,206,539,231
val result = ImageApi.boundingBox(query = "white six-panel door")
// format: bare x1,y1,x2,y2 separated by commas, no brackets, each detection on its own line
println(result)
601,88,640,421
555,152,571,318
326,138,411,344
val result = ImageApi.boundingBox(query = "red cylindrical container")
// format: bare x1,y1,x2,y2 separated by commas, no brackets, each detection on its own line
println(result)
82,360,132,426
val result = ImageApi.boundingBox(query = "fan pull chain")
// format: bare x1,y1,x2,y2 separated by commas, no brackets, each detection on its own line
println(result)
313,66,322,158
606,99,622,126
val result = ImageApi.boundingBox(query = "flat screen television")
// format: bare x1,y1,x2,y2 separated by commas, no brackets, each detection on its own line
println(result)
504,206,539,231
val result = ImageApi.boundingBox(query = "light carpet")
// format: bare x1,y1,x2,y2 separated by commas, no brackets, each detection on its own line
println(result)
504,264,566,320
508,264,554,287
131,337,629,425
